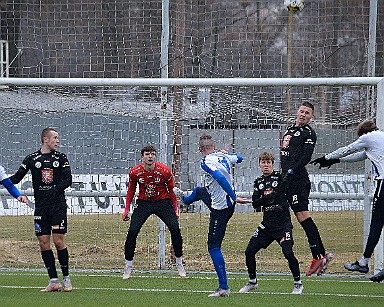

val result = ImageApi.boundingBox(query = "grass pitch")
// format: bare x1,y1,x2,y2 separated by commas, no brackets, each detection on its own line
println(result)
0,271,383,307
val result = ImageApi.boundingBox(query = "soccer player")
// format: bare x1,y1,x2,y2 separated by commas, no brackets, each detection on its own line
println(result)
311,119,384,283
280,102,332,276
122,145,186,279
174,134,249,297
10,127,73,292
0,164,28,204
239,152,303,294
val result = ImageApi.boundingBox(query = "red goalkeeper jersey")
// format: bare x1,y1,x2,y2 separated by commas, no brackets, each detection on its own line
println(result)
125,162,178,213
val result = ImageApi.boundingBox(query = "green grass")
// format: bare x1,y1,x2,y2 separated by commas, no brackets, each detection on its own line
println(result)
0,271,383,307
0,211,365,273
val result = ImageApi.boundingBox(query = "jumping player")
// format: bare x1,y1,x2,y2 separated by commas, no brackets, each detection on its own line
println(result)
122,145,186,279
280,102,332,276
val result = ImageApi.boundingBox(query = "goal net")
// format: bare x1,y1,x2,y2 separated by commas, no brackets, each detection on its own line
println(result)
0,77,383,276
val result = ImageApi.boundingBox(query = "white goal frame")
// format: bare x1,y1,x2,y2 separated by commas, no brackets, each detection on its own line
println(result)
0,76,383,273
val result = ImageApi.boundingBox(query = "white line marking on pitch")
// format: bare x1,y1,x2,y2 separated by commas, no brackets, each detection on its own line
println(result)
1,285,384,298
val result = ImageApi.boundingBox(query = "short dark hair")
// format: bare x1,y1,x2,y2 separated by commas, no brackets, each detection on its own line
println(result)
41,127,58,143
141,145,157,156
300,101,314,112
357,119,378,137
258,152,275,163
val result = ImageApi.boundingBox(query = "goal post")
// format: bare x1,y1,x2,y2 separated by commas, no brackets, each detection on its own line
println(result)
0,77,383,275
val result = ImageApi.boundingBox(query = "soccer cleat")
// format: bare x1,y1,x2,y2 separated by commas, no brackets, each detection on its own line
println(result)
344,261,369,273
291,282,303,294
370,269,384,283
176,263,187,278
317,252,334,275
122,265,133,279
306,257,326,276
208,288,230,297
40,282,63,292
63,277,73,292
173,187,186,205
239,282,258,293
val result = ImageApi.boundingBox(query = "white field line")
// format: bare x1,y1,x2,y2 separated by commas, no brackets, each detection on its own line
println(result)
1,271,383,298
0,285,384,298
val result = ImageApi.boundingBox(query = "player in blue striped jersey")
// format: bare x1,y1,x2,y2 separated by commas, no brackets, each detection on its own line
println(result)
174,134,250,297
0,163,27,203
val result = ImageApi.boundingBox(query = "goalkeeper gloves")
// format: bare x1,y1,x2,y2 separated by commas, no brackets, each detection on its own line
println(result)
310,155,340,169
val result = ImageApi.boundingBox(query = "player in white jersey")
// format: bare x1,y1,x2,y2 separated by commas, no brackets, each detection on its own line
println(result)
0,164,28,203
174,134,250,296
311,119,384,282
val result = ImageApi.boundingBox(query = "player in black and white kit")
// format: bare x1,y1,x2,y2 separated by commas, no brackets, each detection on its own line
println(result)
10,127,73,292
239,152,303,294
281,102,332,276
312,119,384,283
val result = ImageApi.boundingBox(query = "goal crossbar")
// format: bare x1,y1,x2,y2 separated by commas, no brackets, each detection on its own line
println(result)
0,77,382,87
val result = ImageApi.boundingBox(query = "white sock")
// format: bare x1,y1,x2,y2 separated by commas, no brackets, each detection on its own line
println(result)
176,257,183,265
125,260,133,267
358,257,369,266
63,276,70,280
294,280,302,285
50,278,59,283
249,278,257,284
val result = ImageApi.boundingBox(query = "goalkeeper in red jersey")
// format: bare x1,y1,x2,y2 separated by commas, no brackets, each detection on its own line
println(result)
122,145,186,279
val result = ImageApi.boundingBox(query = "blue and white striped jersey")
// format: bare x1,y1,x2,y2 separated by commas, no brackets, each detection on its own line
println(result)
200,151,242,210
0,164,8,182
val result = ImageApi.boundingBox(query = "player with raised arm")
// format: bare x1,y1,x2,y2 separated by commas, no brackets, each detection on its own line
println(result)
280,102,332,276
10,127,73,292
122,145,186,279
311,119,384,283
0,164,28,204
174,134,249,297
239,152,303,295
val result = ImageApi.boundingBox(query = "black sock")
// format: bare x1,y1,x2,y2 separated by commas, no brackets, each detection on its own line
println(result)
41,250,58,279
57,248,69,277
300,217,324,259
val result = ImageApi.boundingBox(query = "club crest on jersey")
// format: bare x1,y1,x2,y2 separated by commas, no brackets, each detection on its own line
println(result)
35,162,42,168
53,161,59,167
259,183,264,190
42,169,53,184
272,181,278,187
154,177,160,183
294,131,301,136
282,135,292,148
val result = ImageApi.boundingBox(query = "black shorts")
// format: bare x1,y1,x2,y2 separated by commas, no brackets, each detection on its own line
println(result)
34,205,67,236
287,179,311,213
249,222,294,250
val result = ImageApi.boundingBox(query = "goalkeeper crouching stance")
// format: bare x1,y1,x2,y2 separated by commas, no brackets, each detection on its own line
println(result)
239,152,303,294
311,119,384,283
122,145,186,279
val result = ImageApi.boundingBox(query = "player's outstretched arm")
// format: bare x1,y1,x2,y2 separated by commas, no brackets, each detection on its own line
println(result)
310,155,340,169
